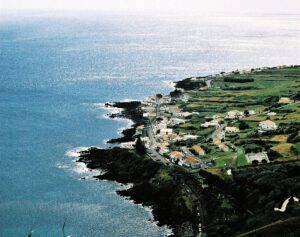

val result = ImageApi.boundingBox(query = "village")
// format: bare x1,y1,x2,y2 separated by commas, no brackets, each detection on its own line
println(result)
119,66,300,173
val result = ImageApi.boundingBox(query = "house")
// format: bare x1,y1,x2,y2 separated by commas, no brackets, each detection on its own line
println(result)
143,112,156,118
218,143,229,152
160,128,173,136
182,135,198,140
145,95,156,103
249,110,256,115
183,156,201,168
225,127,240,133
173,111,192,118
169,151,185,163
192,145,205,156
162,134,179,142
201,120,219,128
180,94,190,102
160,105,170,113
279,97,294,104
267,112,277,116
161,96,172,104
259,120,278,131
120,141,136,149
226,110,244,119
246,152,269,164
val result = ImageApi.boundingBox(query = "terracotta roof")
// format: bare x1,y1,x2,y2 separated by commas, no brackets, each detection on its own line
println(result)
184,156,199,164
261,120,276,125
169,151,184,159
192,145,204,153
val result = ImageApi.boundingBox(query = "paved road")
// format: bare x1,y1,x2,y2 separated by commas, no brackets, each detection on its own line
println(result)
146,124,169,164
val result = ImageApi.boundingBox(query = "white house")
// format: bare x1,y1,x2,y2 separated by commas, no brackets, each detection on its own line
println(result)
201,120,219,128
173,111,192,118
267,112,277,116
259,120,278,131
160,128,173,136
248,110,256,115
120,141,136,149
226,110,244,119
160,96,172,104
279,97,294,104
246,152,269,164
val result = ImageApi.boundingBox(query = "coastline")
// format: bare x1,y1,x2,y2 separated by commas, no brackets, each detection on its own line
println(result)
77,66,300,237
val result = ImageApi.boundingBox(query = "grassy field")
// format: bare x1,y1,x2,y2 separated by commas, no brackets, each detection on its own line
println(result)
175,66,300,170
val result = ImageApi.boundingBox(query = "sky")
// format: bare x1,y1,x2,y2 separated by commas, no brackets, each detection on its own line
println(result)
1,0,300,12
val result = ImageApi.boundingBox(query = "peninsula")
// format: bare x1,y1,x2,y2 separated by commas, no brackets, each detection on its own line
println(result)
78,65,300,237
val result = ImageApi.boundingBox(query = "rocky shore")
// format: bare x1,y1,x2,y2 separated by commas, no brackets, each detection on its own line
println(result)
78,147,202,237
77,70,300,237
105,101,143,144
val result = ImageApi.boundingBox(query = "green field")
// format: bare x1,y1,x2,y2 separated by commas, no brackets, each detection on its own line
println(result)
174,66,300,171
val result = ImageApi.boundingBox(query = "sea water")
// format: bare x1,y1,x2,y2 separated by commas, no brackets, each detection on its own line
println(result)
0,10,299,237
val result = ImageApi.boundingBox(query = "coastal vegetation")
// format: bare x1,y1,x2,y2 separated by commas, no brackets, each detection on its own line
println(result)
78,66,300,237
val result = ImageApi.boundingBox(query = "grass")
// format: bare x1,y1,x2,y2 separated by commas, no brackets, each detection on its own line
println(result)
174,66,300,170
237,149,248,167
271,135,288,143
158,168,173,182
271,143,293,157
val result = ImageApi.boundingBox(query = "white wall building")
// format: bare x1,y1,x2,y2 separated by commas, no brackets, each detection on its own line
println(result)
259,120,278,131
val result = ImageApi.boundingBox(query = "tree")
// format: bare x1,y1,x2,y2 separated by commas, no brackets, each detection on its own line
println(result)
244,110,250,117
252,160,259,166
156,93,163,102
135,136,147,156
239,120,250,130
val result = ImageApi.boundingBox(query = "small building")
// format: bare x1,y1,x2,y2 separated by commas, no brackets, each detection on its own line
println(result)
226,110,244,119
169,151,185,163
173,111,192,118
182,134,198,140
248,110,256,115
160,128,173,136
246,152,269,164
161,96,172,104
225,127,240,133
120,141,136,149
259,120,278,131
201,120,219,128
192,145,205,156
183,156,201,169
279,97,294,104
267,112,277,116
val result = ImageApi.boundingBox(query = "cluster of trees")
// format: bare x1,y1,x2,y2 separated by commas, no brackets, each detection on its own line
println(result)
224,77,254,83
175,78,206,90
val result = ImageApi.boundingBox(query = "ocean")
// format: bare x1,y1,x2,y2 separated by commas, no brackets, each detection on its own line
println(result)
0,10,299,237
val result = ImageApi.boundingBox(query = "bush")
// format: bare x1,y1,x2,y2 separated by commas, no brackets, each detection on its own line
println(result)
239,120,250,130
224,77,254,83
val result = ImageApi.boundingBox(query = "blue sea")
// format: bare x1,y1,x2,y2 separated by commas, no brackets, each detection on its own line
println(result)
0,10,300,237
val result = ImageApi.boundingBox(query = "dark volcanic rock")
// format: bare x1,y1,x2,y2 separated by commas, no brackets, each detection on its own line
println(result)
78,147,201,237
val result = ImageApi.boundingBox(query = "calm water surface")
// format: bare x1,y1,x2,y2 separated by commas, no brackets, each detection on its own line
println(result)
0,10,300,237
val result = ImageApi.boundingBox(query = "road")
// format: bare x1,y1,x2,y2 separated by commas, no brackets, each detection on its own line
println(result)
146,124,169,165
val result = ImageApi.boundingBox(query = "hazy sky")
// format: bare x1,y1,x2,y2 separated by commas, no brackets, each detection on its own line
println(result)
1,0,300,12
